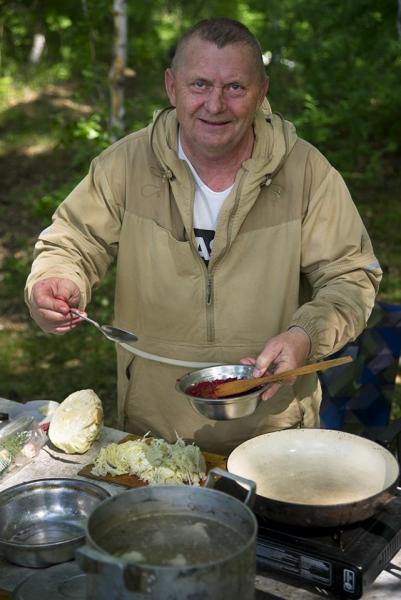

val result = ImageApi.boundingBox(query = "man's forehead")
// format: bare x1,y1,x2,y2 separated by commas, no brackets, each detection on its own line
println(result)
174,38,257,80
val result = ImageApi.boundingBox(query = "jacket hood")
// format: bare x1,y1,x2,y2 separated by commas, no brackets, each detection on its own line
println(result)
148,98,298,185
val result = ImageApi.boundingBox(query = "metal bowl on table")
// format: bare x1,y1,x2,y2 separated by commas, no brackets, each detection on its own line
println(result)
176,364,268,420
0,478,110,568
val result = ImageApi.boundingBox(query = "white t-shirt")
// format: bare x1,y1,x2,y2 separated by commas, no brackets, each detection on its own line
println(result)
178,137,233,264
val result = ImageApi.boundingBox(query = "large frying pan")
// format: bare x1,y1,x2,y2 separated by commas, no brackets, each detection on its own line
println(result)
227,427,400,528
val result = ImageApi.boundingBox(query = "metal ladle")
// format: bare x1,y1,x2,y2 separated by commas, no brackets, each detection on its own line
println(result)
70,308,138,344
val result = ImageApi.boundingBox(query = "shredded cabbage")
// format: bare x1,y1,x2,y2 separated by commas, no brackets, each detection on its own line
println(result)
91,435,207,485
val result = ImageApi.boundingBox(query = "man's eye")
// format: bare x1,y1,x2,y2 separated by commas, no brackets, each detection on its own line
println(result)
193,80,206,89
229,83,243,92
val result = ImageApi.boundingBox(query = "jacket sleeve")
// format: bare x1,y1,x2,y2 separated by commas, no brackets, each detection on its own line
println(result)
288,158,382,360
25,156,123,309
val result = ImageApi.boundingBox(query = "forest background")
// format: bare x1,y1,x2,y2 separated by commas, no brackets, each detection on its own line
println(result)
0,0,400,427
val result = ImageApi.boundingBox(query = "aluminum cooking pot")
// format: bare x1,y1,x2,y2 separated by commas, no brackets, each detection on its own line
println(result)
76,468,257,600
227,424,401,528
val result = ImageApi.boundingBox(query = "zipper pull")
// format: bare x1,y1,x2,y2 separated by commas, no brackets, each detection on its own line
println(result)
206,277,213,305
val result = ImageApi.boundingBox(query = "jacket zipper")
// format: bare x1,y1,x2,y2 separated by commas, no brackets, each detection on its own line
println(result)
204,171,246,342
176,161,247,343
181,173,214,341
206,277,213,305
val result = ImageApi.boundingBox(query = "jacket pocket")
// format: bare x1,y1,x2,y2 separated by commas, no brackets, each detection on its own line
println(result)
119,215,204,341
149,220,196,277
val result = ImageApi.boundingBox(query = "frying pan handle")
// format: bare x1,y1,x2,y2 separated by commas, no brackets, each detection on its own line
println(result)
205,467,256,508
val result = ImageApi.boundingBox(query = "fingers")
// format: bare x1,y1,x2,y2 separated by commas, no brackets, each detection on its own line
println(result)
240,328,311,402
260,376,298,401
253,347,280,378
255,329,311,377
32,284,61,315
260,382,282,401
239,357,256,366
30,278,82,334
251,337,287,377
53,279,81,309
32,308,82,333
40,308,82,331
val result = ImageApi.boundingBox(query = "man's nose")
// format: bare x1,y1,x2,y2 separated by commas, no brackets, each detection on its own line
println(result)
204,86,225,113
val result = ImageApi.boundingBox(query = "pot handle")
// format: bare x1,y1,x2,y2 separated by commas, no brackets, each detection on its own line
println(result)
76,545,154,594
205,467,256,507
76,544,124,576
124,564,156,594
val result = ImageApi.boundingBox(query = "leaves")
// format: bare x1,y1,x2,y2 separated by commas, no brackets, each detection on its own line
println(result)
0,0,400,421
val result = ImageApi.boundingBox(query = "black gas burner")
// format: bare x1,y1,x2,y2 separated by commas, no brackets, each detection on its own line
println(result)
255,492,401,599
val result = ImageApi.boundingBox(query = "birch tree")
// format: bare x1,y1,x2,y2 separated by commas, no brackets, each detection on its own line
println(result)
29,32,46,64
109,0,127,138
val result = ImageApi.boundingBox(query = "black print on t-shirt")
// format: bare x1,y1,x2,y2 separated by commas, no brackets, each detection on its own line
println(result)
194,228,215,265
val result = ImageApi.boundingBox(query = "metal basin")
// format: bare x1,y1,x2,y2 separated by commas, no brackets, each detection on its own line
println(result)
176,364,267,420
0,478,110,567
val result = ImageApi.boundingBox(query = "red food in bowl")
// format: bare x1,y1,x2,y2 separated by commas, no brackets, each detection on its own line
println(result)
186,378,239,399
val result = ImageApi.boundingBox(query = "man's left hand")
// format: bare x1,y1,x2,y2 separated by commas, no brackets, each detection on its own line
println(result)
240,327,311,401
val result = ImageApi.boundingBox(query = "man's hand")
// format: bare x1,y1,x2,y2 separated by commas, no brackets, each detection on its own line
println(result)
30,278,82,334
240,327,311,401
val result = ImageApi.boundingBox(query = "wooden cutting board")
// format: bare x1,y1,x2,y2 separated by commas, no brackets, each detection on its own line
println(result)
78,434,227,488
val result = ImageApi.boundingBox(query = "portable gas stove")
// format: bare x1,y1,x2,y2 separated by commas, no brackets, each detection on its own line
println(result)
214,472,401,599
255,491,401,599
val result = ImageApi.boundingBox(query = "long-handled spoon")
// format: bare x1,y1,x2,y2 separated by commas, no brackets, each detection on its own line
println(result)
70,308,138,344
213,355,353,398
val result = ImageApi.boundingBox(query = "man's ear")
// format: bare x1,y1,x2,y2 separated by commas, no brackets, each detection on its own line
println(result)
259,76,269,106
165,68,176,106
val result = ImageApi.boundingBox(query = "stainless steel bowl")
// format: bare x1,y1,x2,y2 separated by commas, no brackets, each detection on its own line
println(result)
0,478,110,567
176,364,268,420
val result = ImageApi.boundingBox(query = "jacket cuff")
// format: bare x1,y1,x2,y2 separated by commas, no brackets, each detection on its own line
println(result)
287,318,321,360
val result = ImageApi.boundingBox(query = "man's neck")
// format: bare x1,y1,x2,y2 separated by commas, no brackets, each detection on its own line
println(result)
180,131,254,192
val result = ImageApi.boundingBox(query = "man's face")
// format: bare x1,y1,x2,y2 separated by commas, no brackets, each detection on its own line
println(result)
165,38,268,159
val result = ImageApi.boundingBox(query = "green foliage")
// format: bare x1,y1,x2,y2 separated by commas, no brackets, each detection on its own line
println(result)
0,254,30,321
0,0,400,421
33,181,78,223
0,324,118,425
248,0,401,182
57,113,111,163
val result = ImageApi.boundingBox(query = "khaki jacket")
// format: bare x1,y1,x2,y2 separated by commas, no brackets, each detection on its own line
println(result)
25,103,382,454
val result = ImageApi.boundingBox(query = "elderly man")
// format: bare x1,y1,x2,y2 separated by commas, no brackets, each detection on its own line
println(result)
25,18,381,454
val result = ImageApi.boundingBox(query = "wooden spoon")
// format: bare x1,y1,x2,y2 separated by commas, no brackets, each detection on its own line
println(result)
213,355,353,398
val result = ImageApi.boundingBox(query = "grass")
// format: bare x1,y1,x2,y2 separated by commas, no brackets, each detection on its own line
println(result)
0,73,400,429
0,325,117,425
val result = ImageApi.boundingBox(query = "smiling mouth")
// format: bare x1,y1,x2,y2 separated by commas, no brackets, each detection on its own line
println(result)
199,119,231,127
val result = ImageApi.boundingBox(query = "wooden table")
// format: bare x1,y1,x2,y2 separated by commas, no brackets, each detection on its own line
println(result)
1,426,401,599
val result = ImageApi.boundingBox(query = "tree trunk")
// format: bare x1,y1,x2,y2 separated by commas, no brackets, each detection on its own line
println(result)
81,0,96,64
29,32,46,64
398,0,401,38
109,0,127,139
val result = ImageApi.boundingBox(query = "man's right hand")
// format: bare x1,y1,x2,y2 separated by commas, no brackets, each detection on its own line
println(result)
30,278,82,334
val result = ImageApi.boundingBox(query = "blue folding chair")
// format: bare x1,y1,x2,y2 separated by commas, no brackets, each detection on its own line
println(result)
319,302,401,435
